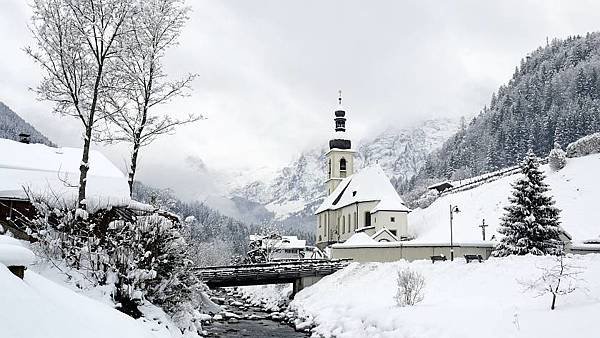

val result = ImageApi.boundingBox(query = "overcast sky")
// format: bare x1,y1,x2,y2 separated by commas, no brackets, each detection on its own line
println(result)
1,0,600,199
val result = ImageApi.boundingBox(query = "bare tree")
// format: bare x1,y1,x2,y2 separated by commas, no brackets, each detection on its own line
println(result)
520,254,585,310
26,0,133,210
101,0,201,194
395,267,426,307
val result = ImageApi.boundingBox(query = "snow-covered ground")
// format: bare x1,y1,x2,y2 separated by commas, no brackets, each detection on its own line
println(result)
290,255,600,338
0,235,196,338
0,265,158,338
409,153,600,243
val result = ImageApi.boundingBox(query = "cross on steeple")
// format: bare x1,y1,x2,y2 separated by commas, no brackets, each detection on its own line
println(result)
338,90,342,106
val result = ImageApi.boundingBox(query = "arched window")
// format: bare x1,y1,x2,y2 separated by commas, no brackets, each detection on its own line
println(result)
328,159,332,178
342,216,345,233
340,158,347,171
348,214,351,233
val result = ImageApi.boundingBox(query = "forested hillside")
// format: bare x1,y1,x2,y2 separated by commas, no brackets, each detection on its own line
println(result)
410,33,600,195
0,102,54,146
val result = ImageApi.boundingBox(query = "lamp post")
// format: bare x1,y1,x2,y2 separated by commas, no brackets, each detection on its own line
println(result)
449,205,460,261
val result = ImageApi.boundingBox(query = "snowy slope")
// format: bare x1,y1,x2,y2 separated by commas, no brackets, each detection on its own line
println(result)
0,265,156,338
290,255,600,338
231,118,459,222
409,153,600,243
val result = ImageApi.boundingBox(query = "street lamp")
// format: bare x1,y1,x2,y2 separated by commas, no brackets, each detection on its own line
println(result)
449,205,460,261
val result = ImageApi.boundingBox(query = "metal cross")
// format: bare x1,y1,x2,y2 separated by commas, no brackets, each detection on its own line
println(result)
479,219,488,241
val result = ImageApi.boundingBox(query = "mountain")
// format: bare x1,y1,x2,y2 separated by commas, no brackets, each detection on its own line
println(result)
229,118,460,234
0,102,54,146
412,33,600,194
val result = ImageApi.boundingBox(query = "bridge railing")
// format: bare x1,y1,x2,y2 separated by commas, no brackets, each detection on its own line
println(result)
192,258,352,271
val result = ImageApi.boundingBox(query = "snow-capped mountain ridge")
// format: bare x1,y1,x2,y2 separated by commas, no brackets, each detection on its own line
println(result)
231,118,460,222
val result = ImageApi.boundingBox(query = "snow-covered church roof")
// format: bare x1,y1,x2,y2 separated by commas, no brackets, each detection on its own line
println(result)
315,165,410,214
0,138,130,211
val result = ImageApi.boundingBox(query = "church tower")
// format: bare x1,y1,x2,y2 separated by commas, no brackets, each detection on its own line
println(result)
325,91,355,195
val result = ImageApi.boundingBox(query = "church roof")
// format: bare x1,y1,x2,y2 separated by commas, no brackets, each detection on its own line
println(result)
315,164,410,214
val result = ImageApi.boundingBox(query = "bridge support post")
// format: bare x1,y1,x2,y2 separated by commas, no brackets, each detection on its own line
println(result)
291,276,322,299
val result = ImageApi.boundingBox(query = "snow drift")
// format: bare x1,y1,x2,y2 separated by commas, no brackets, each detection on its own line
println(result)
0,264,155,338
291,255,600,338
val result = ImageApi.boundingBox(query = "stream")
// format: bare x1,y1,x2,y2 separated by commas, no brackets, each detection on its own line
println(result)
202,289,310,338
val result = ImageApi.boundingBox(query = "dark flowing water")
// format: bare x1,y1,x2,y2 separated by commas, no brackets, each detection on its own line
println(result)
204,316,308,337
203,290,310,338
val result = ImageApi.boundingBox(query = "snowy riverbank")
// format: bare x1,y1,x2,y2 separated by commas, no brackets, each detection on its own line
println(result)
286,255,600,338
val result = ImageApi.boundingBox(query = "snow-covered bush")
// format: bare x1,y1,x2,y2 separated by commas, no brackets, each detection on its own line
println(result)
548,143,567,171
395,268,425,307
26,193,208,335
565,132,600,158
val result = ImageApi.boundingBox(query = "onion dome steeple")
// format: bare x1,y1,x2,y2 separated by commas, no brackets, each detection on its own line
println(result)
329,90,351,150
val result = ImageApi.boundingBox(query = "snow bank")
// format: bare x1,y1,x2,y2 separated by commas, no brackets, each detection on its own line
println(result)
291,255,600,338
409,154,600,242
0,235,34,266
0,264,156,338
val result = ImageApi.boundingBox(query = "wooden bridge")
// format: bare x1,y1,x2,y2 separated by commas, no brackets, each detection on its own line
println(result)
194,259,352,296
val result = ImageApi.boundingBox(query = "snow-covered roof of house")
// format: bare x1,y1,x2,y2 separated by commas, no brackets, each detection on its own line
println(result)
0,139,130,211
315,165,410,214
427,180,454,191
250,235,307,249
372,227,399,242
341,232,377,245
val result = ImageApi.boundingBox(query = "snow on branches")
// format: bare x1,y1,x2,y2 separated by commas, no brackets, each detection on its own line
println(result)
26,193,207,334
493,150,563,257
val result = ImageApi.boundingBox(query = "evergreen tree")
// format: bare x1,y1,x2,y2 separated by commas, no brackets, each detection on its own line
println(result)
493,151,563,257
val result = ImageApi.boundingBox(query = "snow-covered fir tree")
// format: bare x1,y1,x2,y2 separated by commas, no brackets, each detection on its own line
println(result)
493,150,563,257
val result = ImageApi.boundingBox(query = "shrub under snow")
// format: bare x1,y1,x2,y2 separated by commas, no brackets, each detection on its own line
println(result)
566,132,600,158
395,268,425,307
548,143,567,171
26,194,209,336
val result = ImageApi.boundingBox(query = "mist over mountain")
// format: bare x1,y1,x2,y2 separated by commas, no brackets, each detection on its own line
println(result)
410,33,600,195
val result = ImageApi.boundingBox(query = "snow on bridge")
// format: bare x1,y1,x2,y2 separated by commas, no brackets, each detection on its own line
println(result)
194,259,351,296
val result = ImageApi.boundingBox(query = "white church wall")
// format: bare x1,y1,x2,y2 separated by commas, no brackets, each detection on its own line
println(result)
372,210,409,238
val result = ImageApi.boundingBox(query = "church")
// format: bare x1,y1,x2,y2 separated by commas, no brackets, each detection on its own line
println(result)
315,95,411,248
